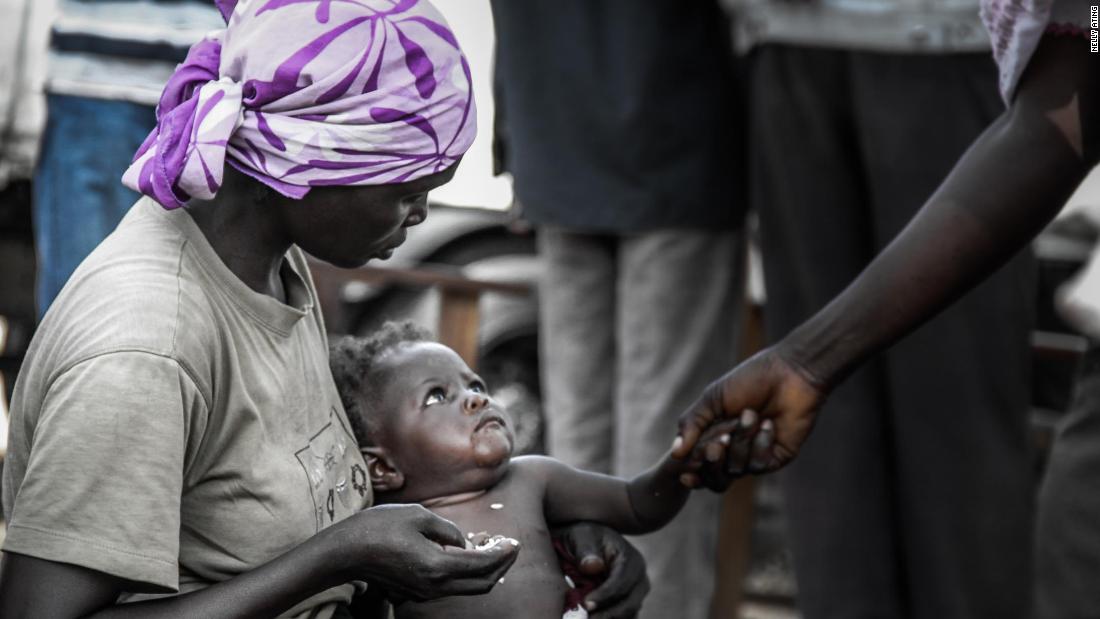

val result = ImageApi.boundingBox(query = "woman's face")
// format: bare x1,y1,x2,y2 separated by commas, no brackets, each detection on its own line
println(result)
277,163,458,268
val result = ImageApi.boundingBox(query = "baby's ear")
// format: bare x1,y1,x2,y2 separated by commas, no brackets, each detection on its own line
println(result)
362,446,405,492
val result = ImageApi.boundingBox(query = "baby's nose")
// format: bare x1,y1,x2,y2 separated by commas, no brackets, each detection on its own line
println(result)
463,393,488,415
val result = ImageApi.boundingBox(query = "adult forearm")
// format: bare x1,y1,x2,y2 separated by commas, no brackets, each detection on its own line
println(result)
781,105,1088,389
88,529,345,619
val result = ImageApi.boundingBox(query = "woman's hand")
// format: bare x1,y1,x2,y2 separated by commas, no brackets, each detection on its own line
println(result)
0,504,518,618
673,347,826,490
553,522,650,619
327,504,519,602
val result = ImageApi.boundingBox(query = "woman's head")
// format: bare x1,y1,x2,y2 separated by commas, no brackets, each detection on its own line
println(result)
124,0,475,212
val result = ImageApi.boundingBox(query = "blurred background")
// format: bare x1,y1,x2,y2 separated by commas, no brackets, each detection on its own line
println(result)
2,1,1098,618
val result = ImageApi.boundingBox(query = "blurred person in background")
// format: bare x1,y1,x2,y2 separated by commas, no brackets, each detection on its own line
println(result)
0,0,53,449
31,0,223,317
679,3,1098,618
0,0,52,190
488,2,746,617
720,0,1037,617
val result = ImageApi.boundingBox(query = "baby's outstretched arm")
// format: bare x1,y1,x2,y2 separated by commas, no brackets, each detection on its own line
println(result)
522,430,766,535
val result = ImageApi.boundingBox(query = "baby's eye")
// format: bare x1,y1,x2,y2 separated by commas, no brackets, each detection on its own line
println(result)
424,387,446,406
470,380,487,394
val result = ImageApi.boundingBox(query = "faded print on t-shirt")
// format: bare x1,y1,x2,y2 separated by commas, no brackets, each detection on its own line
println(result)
297,406,371,530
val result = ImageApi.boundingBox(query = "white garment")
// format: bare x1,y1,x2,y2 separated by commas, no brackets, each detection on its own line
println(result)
724,0,990,54
1055,170,1100,338
980,0,1090,102
0,0,55,188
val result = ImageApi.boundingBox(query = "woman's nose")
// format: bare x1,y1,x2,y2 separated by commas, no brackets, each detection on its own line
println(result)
404,203,428,227
463,393,488,415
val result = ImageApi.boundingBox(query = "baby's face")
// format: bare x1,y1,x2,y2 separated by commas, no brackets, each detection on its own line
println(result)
370,342,515,500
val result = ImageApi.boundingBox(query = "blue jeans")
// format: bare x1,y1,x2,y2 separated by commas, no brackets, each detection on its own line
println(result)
34,95,154,317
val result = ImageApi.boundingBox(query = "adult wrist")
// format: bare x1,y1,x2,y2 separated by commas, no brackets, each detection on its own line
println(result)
774,321,847,393
311,518,370,589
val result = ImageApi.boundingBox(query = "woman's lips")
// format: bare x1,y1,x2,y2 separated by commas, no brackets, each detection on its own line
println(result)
374,230,407,260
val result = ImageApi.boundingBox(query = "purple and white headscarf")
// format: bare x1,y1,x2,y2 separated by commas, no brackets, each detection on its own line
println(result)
123,0,476,209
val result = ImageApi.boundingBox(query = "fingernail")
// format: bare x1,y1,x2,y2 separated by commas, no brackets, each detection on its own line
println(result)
671,436,683,453
585,601,597,611
720,434,731,445
741,409,757,426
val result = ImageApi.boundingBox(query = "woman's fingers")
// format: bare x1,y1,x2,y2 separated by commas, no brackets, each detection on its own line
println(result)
558,525,611,580
555,523,649,616
583,540,649,617
432,543,520,593
413,508,468,549
588,573,650,619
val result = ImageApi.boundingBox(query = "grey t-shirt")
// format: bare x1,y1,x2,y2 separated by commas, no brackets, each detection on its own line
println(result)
2,198,372,617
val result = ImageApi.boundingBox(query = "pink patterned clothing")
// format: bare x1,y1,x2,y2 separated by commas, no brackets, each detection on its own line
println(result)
981,0,1090,101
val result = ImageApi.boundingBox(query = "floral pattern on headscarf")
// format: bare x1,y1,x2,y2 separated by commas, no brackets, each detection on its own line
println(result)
123,0,475,209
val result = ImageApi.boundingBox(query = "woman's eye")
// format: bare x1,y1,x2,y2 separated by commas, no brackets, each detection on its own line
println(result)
424,388,446,406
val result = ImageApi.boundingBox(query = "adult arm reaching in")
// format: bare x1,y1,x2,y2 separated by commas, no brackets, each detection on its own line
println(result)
674,34,1100,487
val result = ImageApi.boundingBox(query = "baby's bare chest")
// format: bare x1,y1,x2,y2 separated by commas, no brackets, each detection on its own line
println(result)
398,483,572,618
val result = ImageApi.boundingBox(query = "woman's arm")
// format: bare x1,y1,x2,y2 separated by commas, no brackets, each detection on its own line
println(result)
0,504,519,619
675,33,1100,477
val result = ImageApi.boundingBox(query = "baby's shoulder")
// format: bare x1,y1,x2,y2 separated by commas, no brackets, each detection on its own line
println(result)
506,455,572,486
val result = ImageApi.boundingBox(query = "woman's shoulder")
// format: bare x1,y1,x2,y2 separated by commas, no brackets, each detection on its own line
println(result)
32,202,221,378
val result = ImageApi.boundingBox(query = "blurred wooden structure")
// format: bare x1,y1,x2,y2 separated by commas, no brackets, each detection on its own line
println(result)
307,259,531,370
710,299,766,619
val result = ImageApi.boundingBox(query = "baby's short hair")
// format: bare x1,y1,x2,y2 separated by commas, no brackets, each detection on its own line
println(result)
329,321,434,447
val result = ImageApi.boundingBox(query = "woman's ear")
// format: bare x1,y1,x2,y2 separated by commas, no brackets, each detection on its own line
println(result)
362,446,405,492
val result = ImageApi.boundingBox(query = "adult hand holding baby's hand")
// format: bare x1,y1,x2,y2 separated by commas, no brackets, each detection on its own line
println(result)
672,346,826,491
325,503,519,602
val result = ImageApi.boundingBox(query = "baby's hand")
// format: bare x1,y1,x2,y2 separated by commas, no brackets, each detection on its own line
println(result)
674,409,776,489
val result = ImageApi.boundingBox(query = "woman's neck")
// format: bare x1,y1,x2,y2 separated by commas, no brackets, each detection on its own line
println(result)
185,169,292,301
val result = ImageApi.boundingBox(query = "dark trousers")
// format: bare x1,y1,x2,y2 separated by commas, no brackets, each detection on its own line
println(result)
1036,347,1100,618
750,45,1036,619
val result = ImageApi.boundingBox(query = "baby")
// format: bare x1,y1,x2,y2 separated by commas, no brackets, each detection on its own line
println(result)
329,322,767,619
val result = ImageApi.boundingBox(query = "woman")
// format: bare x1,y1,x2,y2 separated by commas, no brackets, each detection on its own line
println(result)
0,1,647,617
